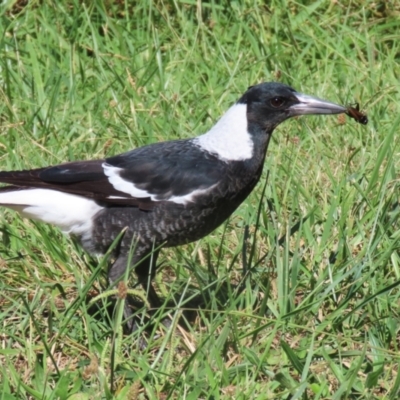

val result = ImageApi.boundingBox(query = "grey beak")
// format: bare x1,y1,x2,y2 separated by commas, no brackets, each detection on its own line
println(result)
290,92,347,116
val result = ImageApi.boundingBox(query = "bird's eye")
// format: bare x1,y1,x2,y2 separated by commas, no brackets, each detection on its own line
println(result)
270,97,285,108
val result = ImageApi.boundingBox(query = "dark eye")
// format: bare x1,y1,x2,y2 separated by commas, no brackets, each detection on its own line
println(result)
270,97,285,108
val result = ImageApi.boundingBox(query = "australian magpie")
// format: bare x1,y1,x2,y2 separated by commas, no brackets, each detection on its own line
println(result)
0,82,347,329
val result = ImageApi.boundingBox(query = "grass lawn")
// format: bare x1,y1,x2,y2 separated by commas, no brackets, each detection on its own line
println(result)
1,0,400,399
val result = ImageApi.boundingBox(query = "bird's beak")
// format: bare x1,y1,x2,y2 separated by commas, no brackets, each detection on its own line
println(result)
289,92,347,116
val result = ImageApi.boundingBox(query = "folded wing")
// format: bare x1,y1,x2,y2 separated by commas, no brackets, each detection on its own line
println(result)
0,140,225,210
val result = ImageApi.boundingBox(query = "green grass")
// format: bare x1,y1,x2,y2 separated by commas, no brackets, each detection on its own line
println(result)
1,0,400,398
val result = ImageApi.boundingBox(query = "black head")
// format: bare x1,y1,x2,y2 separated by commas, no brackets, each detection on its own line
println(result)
238,82,346,131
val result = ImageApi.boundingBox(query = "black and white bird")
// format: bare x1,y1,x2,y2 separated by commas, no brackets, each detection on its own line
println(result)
0,82,346,328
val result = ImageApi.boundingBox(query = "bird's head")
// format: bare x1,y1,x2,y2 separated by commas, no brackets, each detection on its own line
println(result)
239,82,346,131
195,82,347,162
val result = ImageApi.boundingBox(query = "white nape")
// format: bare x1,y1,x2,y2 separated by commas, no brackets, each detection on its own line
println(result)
194,103,253,161
0,188,103,236
103,163,216,205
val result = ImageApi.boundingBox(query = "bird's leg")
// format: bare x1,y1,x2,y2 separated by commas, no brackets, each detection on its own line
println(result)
134,249,161,309
108,249,161,332
134,249,175,330
108,254,142,333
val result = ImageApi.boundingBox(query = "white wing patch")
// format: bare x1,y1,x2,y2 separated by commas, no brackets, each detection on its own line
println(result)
102,163,216,205
0,188,103,237
168,185,218,204
194,103,253,161
103,163,155,199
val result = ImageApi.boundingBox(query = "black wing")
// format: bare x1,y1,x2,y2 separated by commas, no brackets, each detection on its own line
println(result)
0,139,226,209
